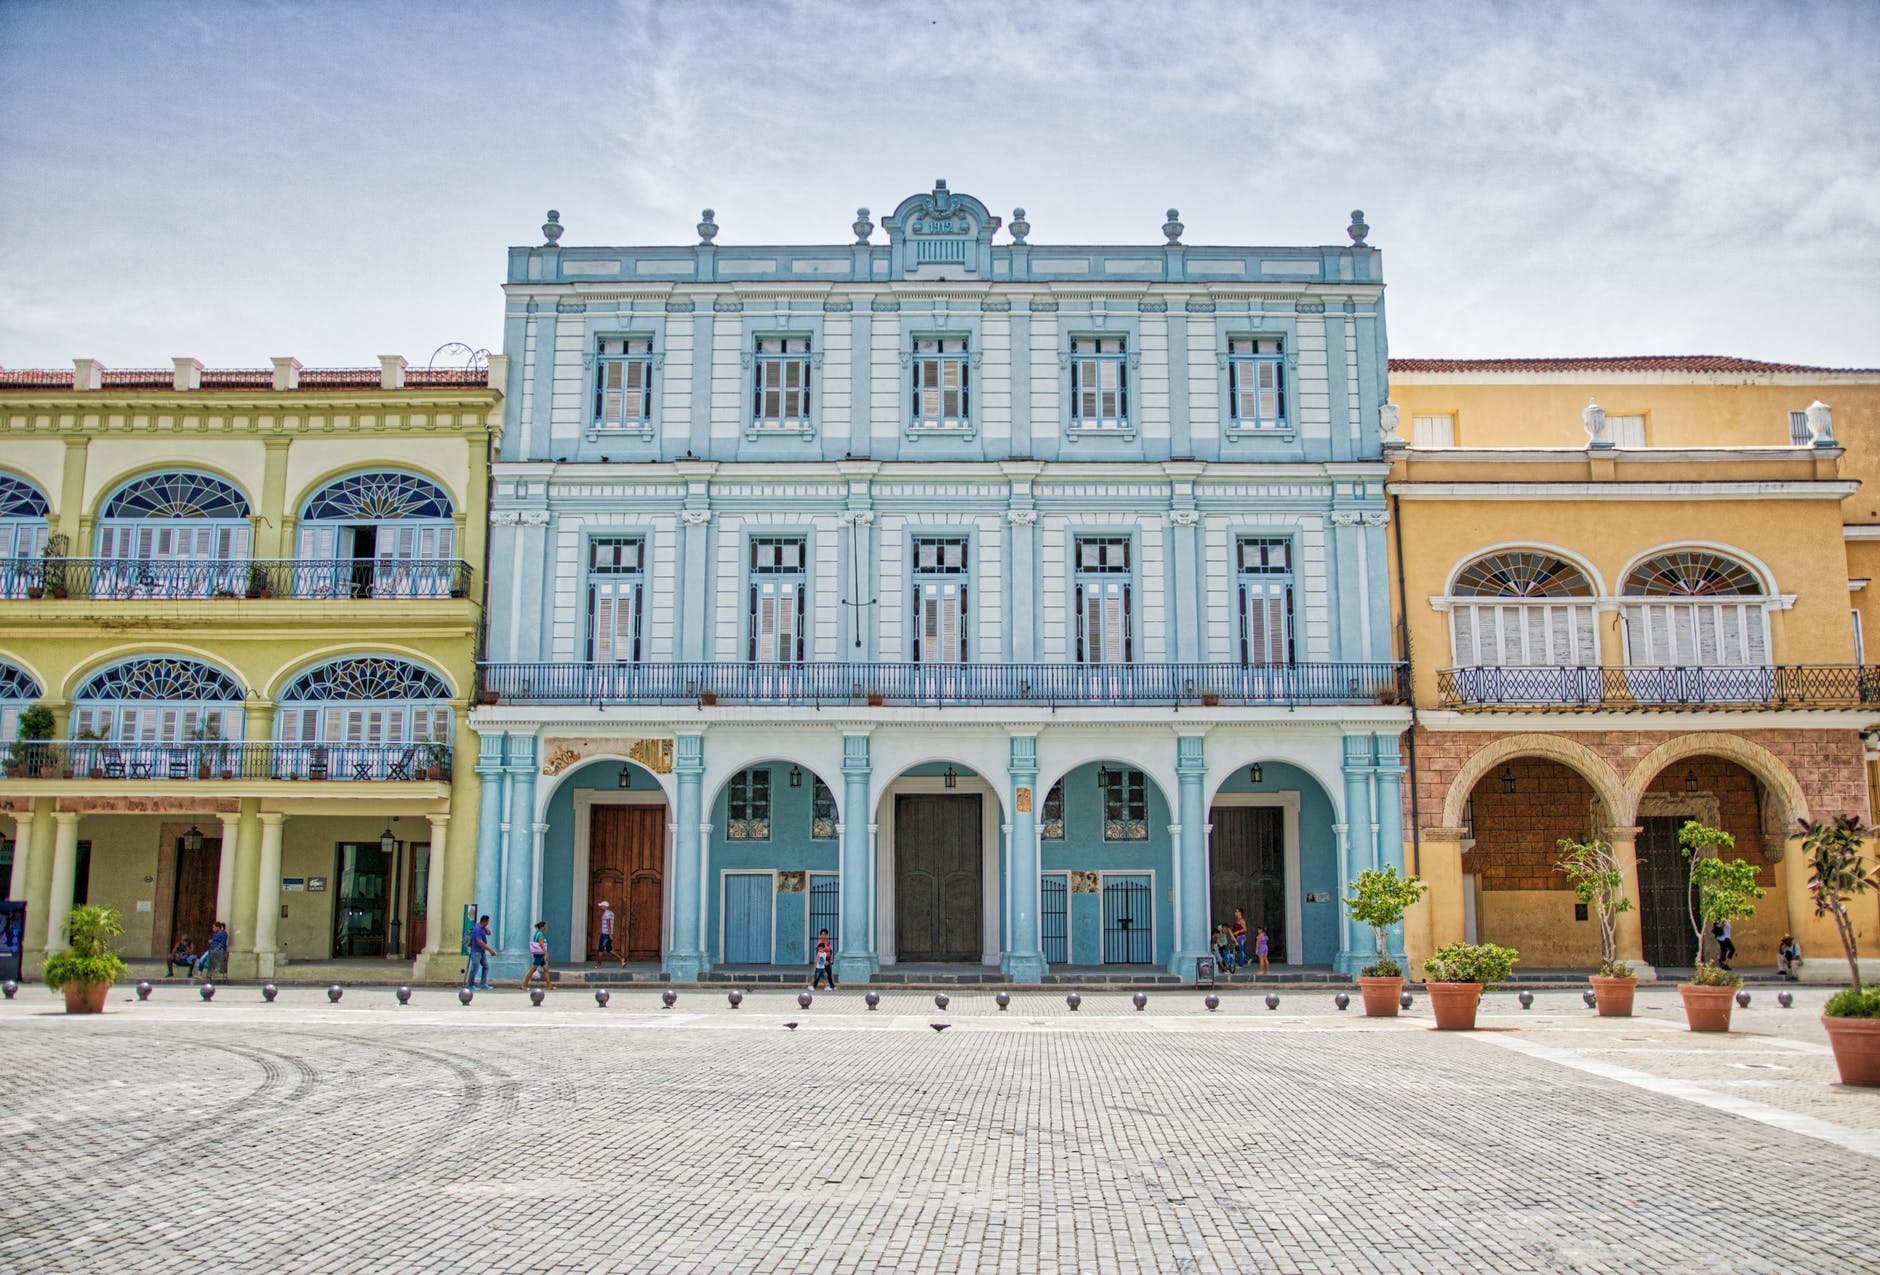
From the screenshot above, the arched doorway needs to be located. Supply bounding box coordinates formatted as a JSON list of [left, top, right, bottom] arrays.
[[1209, 761, 1340, 966], [540, 758, 670, 964], [1034, 761, 1173, 967], [706, 758, 841, 967], [877, 762, 1004, 966], [1460, 756, 1612, 967]]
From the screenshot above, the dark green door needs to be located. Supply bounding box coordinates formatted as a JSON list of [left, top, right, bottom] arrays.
[[1210, 806, 1285, 963], [1637, 816, 1695, 968], [895, 794, 981, 962]]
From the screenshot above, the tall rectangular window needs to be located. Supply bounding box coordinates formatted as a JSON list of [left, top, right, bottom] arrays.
[[1041, 782, 1065, 840], [752, 337, 812, 430], [1069, 337, 1128, 430], [1227, 338, 1286, 430], [1101, 768, 1148, 840], [749, 537, 807, 663], [811, 778, 836, 840], [1789, 410, 1813, 445], [911, 537, 969, 663], [586, 537, 644, 662], [911, 338, 970, 430], [594, 338, 654, 431], [727, 769, 771, 840], [1237, 538, 1295, 666], [1074, 537, 1132, 664]]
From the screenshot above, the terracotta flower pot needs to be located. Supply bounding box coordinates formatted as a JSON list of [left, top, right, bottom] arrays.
[[1427, 981, 1484, 1030], [1822, 1014, 1880, 1086], [1591, 975, 1637, 1018], [1678, 983, 1736, 1032], [62, 982, 109, 1014], [1358, 975, 1403, 1017]]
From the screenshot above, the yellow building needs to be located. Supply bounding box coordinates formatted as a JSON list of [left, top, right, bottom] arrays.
[[0, 355, 503, 981], [1386, 356, 1880, 981]]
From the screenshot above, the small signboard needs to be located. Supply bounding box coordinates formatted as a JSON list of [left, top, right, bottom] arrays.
[[282, 878, 306, 892], [307, 877, 328, 893]]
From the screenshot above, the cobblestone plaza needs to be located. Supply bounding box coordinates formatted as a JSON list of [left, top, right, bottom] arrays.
[[0, 986, 1874, 1273]]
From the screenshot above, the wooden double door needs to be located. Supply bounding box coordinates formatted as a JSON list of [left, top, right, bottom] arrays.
[[896, 794, 982, 962], [589, 804, 665, 961], [1210, 806, 1286, 963]]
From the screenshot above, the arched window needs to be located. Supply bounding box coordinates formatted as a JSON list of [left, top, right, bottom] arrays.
[[1448, 551, 1598, 671], [0, 659, 42, 742], [0, 474, 50, 599], [277, 656, 453, 747], [95, 471, 251, 598], [1621, 550, 1768, 668], [72, 657, 245, 743], [297, 471, 456, 598]]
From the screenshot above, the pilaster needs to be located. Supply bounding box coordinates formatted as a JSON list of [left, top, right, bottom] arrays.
[[494, 734, 537, 975], [1003, 734, 1045, 982], [1169, 734, 1211, 976], [1372, 733, 1407, 967], [43, 812, 80, 954], [472, 731, 507, 965], [667, 734, 708, 980], [834, 732, 877, 981], [1334, 734, 1377, 975], [253, 812, 286, 977]]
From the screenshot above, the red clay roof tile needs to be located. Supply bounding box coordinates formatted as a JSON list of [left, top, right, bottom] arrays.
[[1389, 355, 1880, 374]]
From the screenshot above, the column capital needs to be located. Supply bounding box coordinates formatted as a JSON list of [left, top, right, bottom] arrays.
[[675, 734, 706, 776], [52, 810, 79, 826], [506, 733, 538, 771], [1605, 824, 1642, 842], [217, 811, 242, 828], [1421, 826, 1468, 844], [425, 812, 451, 831], [1175, 734, 1206, 774], [841, 733, 870, 773], [258, 811, 285, 827]]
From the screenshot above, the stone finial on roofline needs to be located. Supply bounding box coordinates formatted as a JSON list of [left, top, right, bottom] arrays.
[[1162, 209, 1183, 245], [1583, 397, 1611, 449], [852, 207, 873, 244], [72, 358, 104, 390], [541, 210, 564, 247], [697, 209, 718, 245], [1009, 208, 1030, 244], [271, 357, 302, 391], [1807, 400, 1835, 448], [1348, 210, 1370, 246], [172, 358, 203, 391]]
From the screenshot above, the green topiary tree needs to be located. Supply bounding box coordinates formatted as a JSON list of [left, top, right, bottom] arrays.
[[1556, 836, 1634, 978], [1796, 814, 1880, 994], [42, 904, 128, 993], [1344, 866, 1426, 978], [1677, 819, 1765, 982]]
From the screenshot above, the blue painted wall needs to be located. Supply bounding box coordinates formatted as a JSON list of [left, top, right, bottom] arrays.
[[706, 763, 840, 965], [1038, 762, 1174, 965]]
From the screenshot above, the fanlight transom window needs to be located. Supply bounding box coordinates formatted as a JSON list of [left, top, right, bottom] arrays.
[[303, 472, 453, 521], [72, 657, 245, 742], [1623, 551, 1763, 597], [77, 658, 244, 703], [281, 657, 452, 703], [0, 474, 50, 520], [0, 660, 40, 702], [1454, 553, 1593, 598], [102, 472, 249, 519], [277, 657, 452, 746]]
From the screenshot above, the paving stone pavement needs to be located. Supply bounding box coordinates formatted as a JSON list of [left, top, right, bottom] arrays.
[[0, 984, 1874, 1274]]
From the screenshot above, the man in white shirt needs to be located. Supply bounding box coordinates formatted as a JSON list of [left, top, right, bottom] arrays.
[[596, 900, 626, 966]]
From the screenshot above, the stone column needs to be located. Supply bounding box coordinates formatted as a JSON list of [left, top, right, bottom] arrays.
[[834, 733, 875, 982], [8, 809, 37, 903], [42, 812, 80, 954], [1004, 734, 1046, 981], [226, 802, 262, 977], [472, 732, 506, 951], [1373, 733, 1408, 968], [496, 734, 537, 976], [1336, 734, 1377, 975], [1418, 827, 1468, 956], [215, 812, 242, 927], [253, 813, 285, 977], [666, 734, 707, 981], [1606, 825, 1648, 972], [422, 813, 451, 958], [1170, 735, 1211, 976]]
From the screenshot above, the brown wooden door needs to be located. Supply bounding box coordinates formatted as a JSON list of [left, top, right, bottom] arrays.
[[171, 837, 222, 954], [896, 794, 981, 962], [591, 805, 665, 961], [1211, 807, 1285, 962], [405, 843, 430, 958], [1637, 815, 1694, 968]]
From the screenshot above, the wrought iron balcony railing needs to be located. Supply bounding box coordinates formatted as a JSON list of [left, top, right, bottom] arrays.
[[0, 557, 472, 601], [476, 661, 1410, 708], [1, 741, 451, 782], [1437, 665, 1880, 710]]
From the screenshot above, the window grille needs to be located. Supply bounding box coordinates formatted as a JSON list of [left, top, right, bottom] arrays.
[[1041, 782, 1065, 840], [1101, 768, 1148, 840], [727, 768, 771, 840], [811, 778, 836, 840]]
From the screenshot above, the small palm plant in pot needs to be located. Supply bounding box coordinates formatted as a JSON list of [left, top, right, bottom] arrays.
[[42, 904, 128, 1014], [1556, 836, 1637, 1016], [1675, 819, 1765, 1032], [1420, 941, 1519, 1030], [1344, 866, 1426, 1017], [1796, 814, 1880, 1085]]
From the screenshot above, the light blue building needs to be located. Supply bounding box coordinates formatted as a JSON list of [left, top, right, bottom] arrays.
[[471, 184, 1408, 983]]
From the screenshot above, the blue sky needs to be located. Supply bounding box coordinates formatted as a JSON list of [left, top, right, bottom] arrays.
[[1, 0, 1875, 369]]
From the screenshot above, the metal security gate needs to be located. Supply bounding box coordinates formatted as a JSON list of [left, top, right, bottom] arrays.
[[1101, 874, 1153, 964], [1041, 872, 1068, 964], [1637, 816, 1696, 968], [808, 874, 839, 953], [723, 873, 774, 964]]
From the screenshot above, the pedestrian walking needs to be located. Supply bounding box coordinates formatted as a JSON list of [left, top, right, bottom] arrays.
[[1713, 920, 1737, 970], [1232, 909, 1250, 967], [596, 900, 626, 966], [811, 928, 837, 989], [466, 913, 493, 990], [522, 920, 554, 991], [1255, 926, 1271, 975]]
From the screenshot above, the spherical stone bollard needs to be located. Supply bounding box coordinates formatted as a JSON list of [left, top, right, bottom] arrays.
[[1778, 990, 1794, 1008], [1334, 992, 1350, 1011], [865, 990, 881, 1011], [594, 988, 611, 1007], [1400, 992, 1413, 1010], [728, 989, 744, 1009], [395, 985, 411, 1006], [200, 982, 215, 1001], [135, 981, 153, 1002], [262, 984, 279, 1003], [994, 990, 1009, 1011], [1518, 989, 1534, 1010], [1264, 993, 1280, 1011], [1132, 991, 1148, 1011], [798, 990, 813, 1010], [1203, 994, 1220, 1012], [327, 985, 344, 1004], [1, 979, 16, 1000], [1065, 993, 1082, 1011], [1735, 991, 1751, 1009], [458, 988, 474, 1006], [529, 987, 547, 1007], [933, 992, 950, 1011], [1582, 989, 1597, 1009], [661, 989, 678, 1009]]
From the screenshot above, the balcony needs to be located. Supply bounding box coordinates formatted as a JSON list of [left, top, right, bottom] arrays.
[[1437, 665, 1880, 711], [1, 741, 451, 782], [475, 661, 1410, 708], [0, 557, 473, 601]]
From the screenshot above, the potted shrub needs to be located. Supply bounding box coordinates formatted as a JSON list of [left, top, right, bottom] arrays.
[[1344, 866, 1427, 1016], [42, 903, 128, 1013], [188, 719, 227, 779], [245, 563, 272, 599], [1674, 820, 1765, 1032], [40, 532, 69, 599], [1556, 836, 1638, 1016], [1421, 941, 1519, 1030], [422, 741, 449, 781], [1797, 814, 1880, 1085], [13, 702, 56, 777], [75, 727, 107, 779]]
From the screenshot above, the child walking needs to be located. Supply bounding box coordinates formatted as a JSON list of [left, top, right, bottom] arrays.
[[812, 928, 837, 989], [522, 920, 554, 991], [1255, 926, 1271, 975]]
